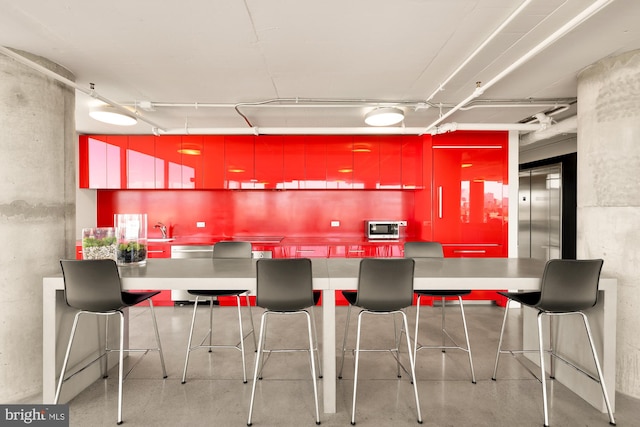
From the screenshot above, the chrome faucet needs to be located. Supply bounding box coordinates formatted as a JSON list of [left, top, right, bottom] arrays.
[[154, 222, 168, 238]]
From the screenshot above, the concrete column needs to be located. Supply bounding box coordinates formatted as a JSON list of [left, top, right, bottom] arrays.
[[0, 49, 76, 402], [577, 49, 640, 399]]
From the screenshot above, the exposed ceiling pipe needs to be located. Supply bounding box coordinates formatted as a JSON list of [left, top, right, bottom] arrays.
[[154, 122, 542, 136], [0, 46, 166, 132], [424, 0, 534, 103], [459, 102, 572, 113], [422, 0, 615, 135], [233, 98, 430, 128], [519, 116, 577, 146], [431, 122, 540, 134]]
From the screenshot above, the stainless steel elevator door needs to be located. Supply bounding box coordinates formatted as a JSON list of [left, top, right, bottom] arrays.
[[519, 164, 562, 260]]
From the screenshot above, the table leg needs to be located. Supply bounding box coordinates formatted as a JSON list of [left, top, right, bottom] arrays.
[[322, 289, 336, 413]]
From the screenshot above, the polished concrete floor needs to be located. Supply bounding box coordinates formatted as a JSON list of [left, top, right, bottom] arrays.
[[64, 301, 638, 426]]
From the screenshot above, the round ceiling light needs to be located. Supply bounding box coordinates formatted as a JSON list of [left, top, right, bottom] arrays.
[[364, 107, 404, 126], [89, 105, 138, 126]]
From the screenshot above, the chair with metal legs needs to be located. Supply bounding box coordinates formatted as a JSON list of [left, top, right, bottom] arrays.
[[256, 290, 323, 380], [55, 259, 167, 425], [247, 258, 321, 426], [182, 241, 256, 384], [404, 241, 475, 383], [492, 259, 616, 427], [338, 258, 422, 425]]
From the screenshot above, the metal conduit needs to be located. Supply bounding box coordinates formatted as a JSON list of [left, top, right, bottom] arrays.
[[422, 0, 616, 135], [0, 46, 166, 132]]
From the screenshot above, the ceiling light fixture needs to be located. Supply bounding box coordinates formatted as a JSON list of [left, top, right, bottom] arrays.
[[364, 107, 404, 126], [89, 105, 138, 126]]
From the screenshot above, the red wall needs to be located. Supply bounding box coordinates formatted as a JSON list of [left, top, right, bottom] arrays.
[[97, 189, 419, 239]]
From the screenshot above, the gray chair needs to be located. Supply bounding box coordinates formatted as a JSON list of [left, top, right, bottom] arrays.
[[257, 289, 323, 380], [247, 258, 320, 426], [339, 258, 422, 425], [404, 241, 476, 383], [492, 259, 615, 427], [55, 259, 167, 425], [182, 241, 256, 384]]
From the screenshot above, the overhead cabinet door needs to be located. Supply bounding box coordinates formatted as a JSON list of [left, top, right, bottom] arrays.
[[432, 143, 507, 257]]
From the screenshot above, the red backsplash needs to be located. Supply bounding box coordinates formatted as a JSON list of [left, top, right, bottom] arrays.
[[97, 189, 428, 239]]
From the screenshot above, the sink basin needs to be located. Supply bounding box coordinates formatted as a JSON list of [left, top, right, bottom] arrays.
[[148, 238, 175, 243]]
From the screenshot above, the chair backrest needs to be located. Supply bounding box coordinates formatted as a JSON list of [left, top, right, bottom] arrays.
[[59, 259, 124, 312], [538, 259, 604, 312], [213, 241, 252, 259], [404, 241, 444, 259], [256, 258, 314, 311], [355, 258, 415, 311]]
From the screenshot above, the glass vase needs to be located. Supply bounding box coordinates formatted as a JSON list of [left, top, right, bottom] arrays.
[[82, 227, 117, 260], [115, 213, 148, 266]]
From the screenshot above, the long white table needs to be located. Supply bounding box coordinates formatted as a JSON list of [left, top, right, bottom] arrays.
[[43, 258, 617, 413]]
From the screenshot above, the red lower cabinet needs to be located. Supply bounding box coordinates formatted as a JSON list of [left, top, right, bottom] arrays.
[[146, 244, 173, 306]]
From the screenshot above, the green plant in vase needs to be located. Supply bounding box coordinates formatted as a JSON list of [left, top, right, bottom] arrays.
[[82, 230, 117, 260], [117, 241, 147, 264]]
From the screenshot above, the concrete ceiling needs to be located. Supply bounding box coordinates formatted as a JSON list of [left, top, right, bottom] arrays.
[[1, 0, 640, 136]]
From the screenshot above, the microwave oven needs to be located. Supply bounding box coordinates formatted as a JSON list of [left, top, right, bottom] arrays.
[[365, 220, 405, 240]]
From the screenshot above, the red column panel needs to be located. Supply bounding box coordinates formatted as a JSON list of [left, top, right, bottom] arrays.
[[78, 135, 90, 188]]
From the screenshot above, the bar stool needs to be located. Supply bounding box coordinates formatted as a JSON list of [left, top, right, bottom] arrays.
[[247, 258, 321, 426], [339, 258, 422, 425], [256, 290, 323, 380], [55, 259, 167, 425], [492, 259, 615, 427], [404, 241, 476, 384], [181, 241, 256, 384]]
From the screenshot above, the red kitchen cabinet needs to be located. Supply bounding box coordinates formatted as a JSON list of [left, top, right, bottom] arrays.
[[304, 136, 326, 189], [280, 245, 329, 258], [145, 244, 173, 305], [147, 244, 170, 258], [441, 244, 505, 258], [127, 135, 157, 188], [79, 135, 125, 189], [283, 136, 305, 189], [326, 136, 353, 189], [432, 132, 507, 250], [401, 136, 423, 189], [225, 135, 255, 189], [431, 131, 509, 306], [155, 135, 186, 188], [201, 135, 225, 189], [353, 136, 380, 189], [254, 135, 284, 189], [180, 135, 203, 189], [379, 136, 402, 189]]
